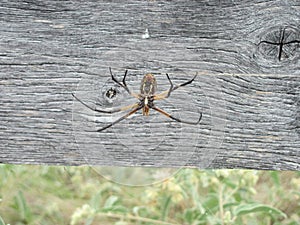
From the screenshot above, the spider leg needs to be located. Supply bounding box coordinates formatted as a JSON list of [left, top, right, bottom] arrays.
[[97, 106, 142, 132], [151, 106, 202, 125], [171, 73, 198, 92], [154, 72, 198, 100], [72, 93, 139, 113], [109, 67, 139, 98]]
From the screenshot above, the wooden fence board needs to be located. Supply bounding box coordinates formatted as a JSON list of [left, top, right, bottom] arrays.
[[0, 0, 299, 169]]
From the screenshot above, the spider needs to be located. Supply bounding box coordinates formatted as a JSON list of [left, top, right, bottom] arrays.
[[72, 67, 202, 132]]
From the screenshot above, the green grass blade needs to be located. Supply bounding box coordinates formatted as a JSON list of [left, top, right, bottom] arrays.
[[234, 203, 287, 218]]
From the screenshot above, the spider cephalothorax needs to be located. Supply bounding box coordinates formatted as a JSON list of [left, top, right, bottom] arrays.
[[140, 73, 157, 95], [72, 68, 202, 131]]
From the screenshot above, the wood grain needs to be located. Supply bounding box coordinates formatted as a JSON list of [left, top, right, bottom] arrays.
[[0, 0, 299, 170]]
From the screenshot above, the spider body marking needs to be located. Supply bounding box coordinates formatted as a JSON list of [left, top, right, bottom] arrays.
[[72, 67, 202, 132]]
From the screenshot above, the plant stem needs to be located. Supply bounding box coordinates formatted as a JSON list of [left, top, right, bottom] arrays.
[[96, 212, 180, 225], [219, 184, 224, 225]]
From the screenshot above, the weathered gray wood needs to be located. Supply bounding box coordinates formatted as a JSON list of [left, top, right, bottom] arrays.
[[0, 0, 299, 170]]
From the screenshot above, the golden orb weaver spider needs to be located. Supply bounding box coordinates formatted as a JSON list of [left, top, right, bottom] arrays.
[[72, 67, 202, 132]]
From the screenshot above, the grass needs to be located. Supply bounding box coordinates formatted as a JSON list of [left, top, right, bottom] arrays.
[[0, 165, 299, 225]]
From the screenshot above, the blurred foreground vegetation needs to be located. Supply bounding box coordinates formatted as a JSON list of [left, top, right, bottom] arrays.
[[0, 165, 299, 225]]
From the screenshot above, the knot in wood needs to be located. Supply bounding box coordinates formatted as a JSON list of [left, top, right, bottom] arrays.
[[105, 87, 117, 99], [101, 85, 121, 105], [257, 26, 300, 62]]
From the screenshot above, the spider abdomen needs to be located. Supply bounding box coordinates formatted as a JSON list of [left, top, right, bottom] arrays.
[[142, 96, 154, 116], [140, 73, 157, 95]]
